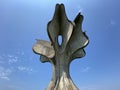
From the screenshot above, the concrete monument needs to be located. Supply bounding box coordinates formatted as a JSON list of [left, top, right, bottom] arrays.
[[32, 4, 89, 90]]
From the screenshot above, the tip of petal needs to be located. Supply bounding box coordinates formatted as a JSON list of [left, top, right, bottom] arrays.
[[74, 13, 83, 24], [53, 3, 68, 21]]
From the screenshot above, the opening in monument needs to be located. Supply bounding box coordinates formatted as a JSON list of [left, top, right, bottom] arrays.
[[58, 35, 62, 46]]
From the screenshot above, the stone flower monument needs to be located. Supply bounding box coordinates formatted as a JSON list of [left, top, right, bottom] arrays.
[[32, 4, 89, 90]]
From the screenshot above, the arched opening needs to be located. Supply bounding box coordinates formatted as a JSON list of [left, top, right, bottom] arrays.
[[58, 35, 62, 46]]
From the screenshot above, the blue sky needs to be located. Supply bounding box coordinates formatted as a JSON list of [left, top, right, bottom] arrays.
[[0, 0, 120, 90]]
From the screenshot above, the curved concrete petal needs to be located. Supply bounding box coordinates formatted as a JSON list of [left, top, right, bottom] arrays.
[[32, 40, 55, 58]]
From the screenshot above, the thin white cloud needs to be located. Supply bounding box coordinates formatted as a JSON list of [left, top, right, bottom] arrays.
[[0, 51, 34, 81], [18, 66, 33, 72], [0, 76, 10, 80], [16, 50, 25, 56], [8, 56, 18, 64], [0, 54, 18, 64], [7, 55, 13, 58], [77, 5, 83, 13], [81, 67, 91, 72], [0, 66, 12, 80]]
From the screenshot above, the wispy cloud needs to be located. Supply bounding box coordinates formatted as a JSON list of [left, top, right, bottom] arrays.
[[77, 5, 83, 13], [0, 50, 34, 81], [0, 66, 12, 80], [0, 50, 26, 65], [8, 55, 18, 64], [0, 54, 19, 64], [18, 66, 33, 72], [16, 49, 25, 56], [0, 76, 10, 80], [81, 66, 91, 72]]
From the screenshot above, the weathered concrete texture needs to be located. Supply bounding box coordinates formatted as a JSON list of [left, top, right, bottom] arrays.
[[32, 4, 89, 90]]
